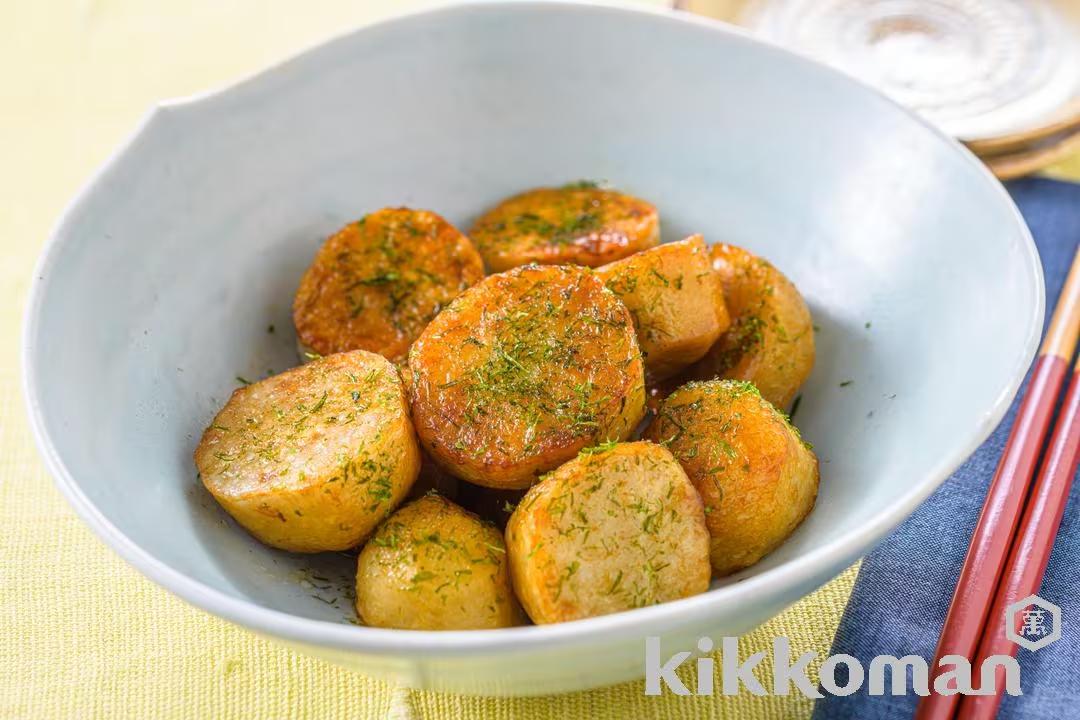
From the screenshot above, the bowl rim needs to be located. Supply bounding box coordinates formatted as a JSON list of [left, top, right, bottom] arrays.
[[22, 0, 1045, 657]]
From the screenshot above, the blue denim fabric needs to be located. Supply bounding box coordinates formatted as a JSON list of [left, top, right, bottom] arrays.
[[813, 178, 1080, 720]]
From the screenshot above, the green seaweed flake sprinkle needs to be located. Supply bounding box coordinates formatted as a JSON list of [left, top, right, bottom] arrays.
[[561, 179, 603, 190], [605, 570, 624, 596], [578, 439, 619, 457], [357, 270, 400, 287]]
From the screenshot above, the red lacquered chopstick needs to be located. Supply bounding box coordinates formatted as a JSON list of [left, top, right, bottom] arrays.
[[916, 246, 1080, 720], [956, 349, 1080, 719]]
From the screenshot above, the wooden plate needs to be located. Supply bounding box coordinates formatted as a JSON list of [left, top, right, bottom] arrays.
[[979, 126, 1080, 180]]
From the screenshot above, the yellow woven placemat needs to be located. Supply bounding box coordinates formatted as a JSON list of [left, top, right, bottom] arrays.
[[5, 2, 1073, 718]]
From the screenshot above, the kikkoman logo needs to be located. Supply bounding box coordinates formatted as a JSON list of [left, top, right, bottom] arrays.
[[644, 595, 1061, 698], [1006, 594, 1061, 651]]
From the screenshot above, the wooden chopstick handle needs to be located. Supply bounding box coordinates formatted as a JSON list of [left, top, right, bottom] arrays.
[[1041, 250, 1080, 360], [956, 361, 1080, 719]]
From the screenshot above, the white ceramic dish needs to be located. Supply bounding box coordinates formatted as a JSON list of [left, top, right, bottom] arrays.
[[23, 0, 1043, 696]]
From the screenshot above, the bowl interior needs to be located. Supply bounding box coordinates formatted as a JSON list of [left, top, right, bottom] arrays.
[[27, 3, 1040, 630]]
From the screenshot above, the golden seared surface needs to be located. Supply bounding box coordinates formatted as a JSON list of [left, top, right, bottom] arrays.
[[506, 441, 711, 624], [355, 494, 524, 630], [195, 351, 420, 553], [408, 265, 646, 489], [469, 184, 660, 272], [644, 380, 818, 577], [598, 235, 730, 382], [686, 244, 814, 410], [293, 208, 484, 363]]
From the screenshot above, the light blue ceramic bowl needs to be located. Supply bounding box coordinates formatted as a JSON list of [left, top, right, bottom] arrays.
[[23, 0, 1043, 695]]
